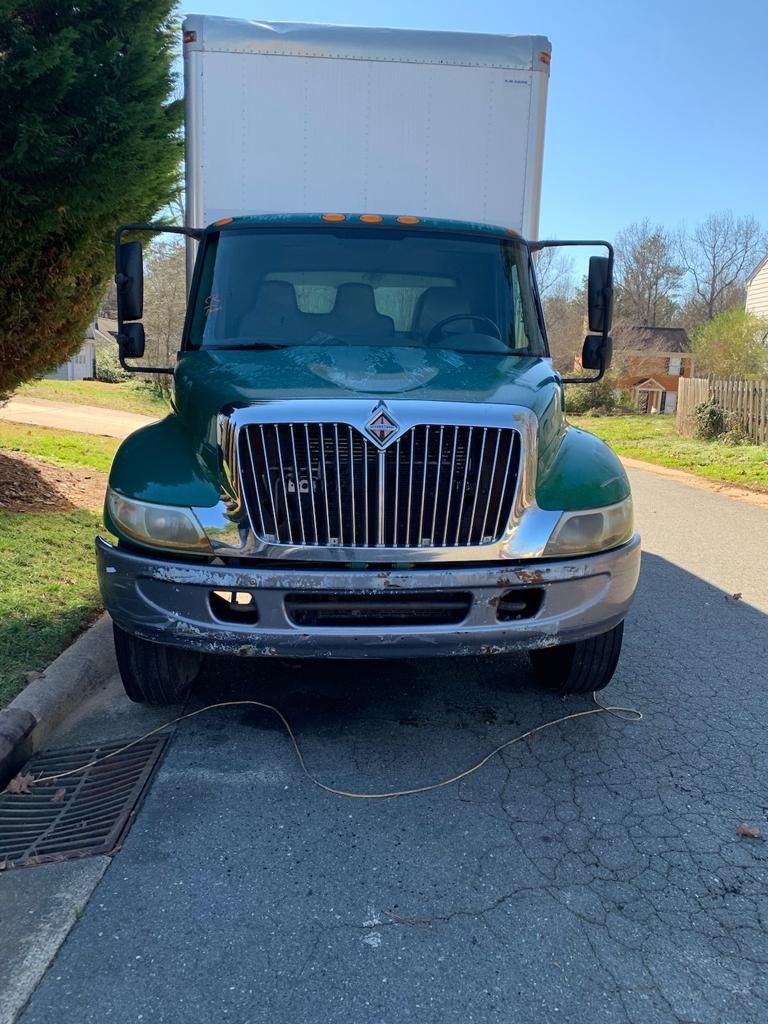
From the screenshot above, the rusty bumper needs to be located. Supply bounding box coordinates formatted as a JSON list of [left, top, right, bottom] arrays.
[[96, 534, 641, 658]]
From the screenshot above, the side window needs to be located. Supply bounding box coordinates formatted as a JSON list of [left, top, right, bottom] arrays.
[[504, 262, 526, 349]]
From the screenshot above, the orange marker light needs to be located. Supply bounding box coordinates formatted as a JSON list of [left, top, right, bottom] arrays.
[[359, 214, 384, 223], [322, 213, 346, 222], [213, 217, 233, 226], [540, 51, 551, 65], [396, 216, 420, 225], [505, 227, 520, 236]]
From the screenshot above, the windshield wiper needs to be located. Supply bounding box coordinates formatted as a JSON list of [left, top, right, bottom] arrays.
[[205, 341, 288, 351]]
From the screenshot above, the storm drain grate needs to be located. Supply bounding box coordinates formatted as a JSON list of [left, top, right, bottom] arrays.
[[0, 735, 167, 868]]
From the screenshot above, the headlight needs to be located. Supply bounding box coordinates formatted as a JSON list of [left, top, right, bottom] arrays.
[[107, 490, 211, 552], [543, 497, 633, 557]]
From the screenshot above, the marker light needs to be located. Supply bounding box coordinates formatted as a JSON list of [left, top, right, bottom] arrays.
[[396, 216, 420, 225], [359, 214, 384, 223], [322, 213, 346, 222]]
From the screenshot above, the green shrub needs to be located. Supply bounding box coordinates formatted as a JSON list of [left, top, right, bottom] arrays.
[[692, 398, 726, 440], [137, 376, 174, 403], [565, 376, 618, 416], [0, 2, 182, 398], [94, 344, 129, 383]]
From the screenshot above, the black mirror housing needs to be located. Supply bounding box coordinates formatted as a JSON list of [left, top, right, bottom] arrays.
[[581, 334, 613, 372], [587, 256, 613, 333], [117, 241, 144, 321], [119, 322, 145, 360]]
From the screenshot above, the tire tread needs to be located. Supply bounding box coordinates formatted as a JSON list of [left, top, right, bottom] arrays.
[[529, 622, 624, 695]]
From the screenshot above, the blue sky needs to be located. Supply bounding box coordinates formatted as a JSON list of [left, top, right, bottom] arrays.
[[184, 0, 768, 242]]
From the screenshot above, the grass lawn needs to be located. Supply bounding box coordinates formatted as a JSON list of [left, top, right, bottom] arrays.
[[0, 510, 103, 706], [572, 414, 768, 492], [0, 423, 119, 705], [17, 378, 168, 417], [0, 421, 120, 474]]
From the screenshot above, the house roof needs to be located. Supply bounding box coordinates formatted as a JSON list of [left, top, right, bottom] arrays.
[[746, 254, 768, 288], [613, 324, 691, 353]]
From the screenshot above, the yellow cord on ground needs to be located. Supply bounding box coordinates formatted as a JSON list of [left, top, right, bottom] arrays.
[[24, 694, 642, 799]]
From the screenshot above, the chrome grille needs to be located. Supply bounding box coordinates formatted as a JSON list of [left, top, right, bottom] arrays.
[[237, 423, 521, 548]]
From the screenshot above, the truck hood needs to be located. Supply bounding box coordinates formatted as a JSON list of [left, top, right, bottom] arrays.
[[111, 345, 630, 515], [174, 345, 562, 427]]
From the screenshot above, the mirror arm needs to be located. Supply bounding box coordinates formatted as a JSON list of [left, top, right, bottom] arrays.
[[559, 363, 607, 386], [116, 349, 175, 376], [115, 223, 202, 376]]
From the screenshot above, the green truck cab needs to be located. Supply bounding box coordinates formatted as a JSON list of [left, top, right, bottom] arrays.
[[99, 214, 640, 704]]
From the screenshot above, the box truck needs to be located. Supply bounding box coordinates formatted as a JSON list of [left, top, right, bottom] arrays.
[[100, 16, 640, 704]]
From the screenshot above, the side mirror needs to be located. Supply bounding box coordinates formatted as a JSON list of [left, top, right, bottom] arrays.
[[581, 334, 613, 372], [587, 256, 613, 333], [116, 240, 144, 321], [113, 222, 202, 376], [118, 322, 145, 360]]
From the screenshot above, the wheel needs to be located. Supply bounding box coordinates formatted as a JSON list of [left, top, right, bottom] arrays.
[[528, 622, 624, 695], [113, 624, 202, 705]]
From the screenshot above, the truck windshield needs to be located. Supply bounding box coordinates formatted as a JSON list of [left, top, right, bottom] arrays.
[[189, 227, 546, 357]]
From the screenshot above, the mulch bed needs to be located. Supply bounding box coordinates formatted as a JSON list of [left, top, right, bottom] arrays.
[[0, 452, 105, 513]]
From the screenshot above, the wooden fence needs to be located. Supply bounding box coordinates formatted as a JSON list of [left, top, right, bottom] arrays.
[[677, 376, 768, 444], [676, 377, 709, 436]]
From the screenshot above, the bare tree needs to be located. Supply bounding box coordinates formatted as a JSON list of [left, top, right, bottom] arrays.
[[533, 245, 574, 299], [141, 240, 188, 389], [543, 291, 586, 373], [679, 211, 766, 322], [614, 220, 684, 326], [533, 245, 584, 372]]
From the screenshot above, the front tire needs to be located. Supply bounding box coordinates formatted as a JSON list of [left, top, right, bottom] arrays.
[[528, 622, 624, 695], [113, 624, 202, 705]]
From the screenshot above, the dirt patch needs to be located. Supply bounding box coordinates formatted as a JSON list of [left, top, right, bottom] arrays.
[[620, 456, 768, 509], [0, 452, 106, 512]]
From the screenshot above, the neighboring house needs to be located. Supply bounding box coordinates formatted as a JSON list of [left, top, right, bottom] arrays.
[[612, 325, 694, 414], [745, 255, 768, 318], [44, 319, 114, 381]]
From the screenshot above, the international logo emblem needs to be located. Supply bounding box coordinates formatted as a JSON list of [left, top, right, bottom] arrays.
[[365, 405, 399, 447]]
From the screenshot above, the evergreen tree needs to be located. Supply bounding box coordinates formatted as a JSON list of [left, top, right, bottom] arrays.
[[0, 1, 182, 396]]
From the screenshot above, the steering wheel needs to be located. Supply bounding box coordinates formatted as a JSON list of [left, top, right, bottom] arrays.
[[425, 313, 502, 346]]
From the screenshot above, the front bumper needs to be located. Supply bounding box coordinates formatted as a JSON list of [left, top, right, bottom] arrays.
[[96, 534, 641, 659]]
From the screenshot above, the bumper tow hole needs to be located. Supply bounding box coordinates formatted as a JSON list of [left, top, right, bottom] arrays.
[[210, 590, 259, 624]]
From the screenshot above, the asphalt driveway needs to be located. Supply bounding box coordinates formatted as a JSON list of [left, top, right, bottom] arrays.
[[9, 467, 768, 1024]]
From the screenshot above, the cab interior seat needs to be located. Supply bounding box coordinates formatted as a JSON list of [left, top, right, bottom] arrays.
[[413, 285, 477, 338], [238, 280, 311, 342], [324, 283, 395, 341]]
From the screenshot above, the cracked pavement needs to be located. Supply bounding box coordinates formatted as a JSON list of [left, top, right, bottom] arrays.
[[10, 466, 768, 1024]]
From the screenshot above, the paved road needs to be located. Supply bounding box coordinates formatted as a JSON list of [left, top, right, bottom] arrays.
[[9, 467, 768, 1024], [0, 398, 156, 438]]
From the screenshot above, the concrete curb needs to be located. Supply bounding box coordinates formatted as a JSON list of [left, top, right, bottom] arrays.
[[0, 614, 116, 788]]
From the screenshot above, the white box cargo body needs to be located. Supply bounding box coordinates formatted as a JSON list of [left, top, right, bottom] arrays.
[[182, 16, 551, 238]]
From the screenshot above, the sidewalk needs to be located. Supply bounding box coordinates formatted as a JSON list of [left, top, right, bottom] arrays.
[[0, 398, 157, 439]]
